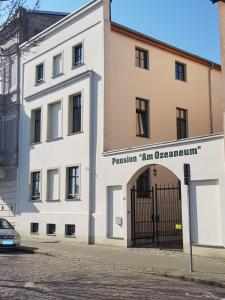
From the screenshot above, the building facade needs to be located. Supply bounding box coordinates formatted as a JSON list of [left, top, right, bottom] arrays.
[[16, 0, 225, 257], [0, 8, 68, 224]]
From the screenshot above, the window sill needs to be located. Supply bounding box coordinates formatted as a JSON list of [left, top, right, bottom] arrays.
[[29, 199, 42, 203], [175, 78, 187, 83], [107, 236, 124, 240], [46, 234, 56, 236], [136, 135, 150, 139], [65, 198, 81, 202], [30, 232, 39, 235], [46, 137, 63, 143], [65, 235, 76, 238], [34, 81, 45, 87], [52, 73, 64, 79], [67, 131, 83, 137], [135, 66, 150, 71], [46, 199, 61, 202], [71, 63, 85, 70], [31, 141, 42, 146]]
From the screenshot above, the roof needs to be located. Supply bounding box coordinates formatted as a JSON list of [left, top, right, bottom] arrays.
[[28, 10, 69, 16], [211, 0, 225, 3], [111, 22, 221, 71]]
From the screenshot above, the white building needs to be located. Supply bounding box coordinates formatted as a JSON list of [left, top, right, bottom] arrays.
[[17, 0, 225, 258]]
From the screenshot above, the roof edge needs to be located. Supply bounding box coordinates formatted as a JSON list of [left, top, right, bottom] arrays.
[[111, 22, 221, 71]]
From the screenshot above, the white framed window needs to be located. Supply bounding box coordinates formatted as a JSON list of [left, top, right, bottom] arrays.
[[72, 43, 83, 68], [47, 101, 62, 141], [53, 53, 63, 77], [30, 171, 41, 201], [46, 223, 56, 235], [31, 108, 41, 144], [47, 169, 60, 201], [66, 166, 80, 200], [68, 93, 82, 134], [35, 63, 44, 84]]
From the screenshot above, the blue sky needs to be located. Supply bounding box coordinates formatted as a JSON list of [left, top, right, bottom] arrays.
[[29, 0, 221, 63]]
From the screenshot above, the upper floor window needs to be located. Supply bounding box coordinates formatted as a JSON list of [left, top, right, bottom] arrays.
[[53, 53, 63, 77], [67, 166, 80, 199], [31, 171, 41, 201], [47, 169, 59, 201], [69, 94, 82, 134], [36, 63, 44, 84], [135, 47, 149, 69], [47, 101, 62, 141], [31, 108, 41, 144], [175, 62, 186, 81], [136, 98, 149, 138], [176, 108, 188, 139], [72, 44, 83, 68]]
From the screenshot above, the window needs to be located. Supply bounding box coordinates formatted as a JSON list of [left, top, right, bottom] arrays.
[[35, 63, 44, 84], [30, 223, 39, 234], [31, 171, 41, 201], [47, 169, 59, 201], [47, 101, 62, 140], [136, 98, 149, 138], [135, 48, 148, 69], [53, 53, 63, 77], [67, 166, 80, 199], [31, 108, 41, 143], [137, 169, 150, 198], [177, 108, 188, 139], [175, 62, 186, 81], [69, 94, 82, 134], [47, 224, 56, 235], [65, 224, 75, 237], [72, 44, 83, 68]]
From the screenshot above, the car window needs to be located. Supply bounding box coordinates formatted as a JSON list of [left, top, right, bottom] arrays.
[[0, 219, 13, 229]]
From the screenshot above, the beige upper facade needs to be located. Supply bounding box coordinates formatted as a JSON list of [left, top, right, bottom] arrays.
[[104, 21, 223, 151]]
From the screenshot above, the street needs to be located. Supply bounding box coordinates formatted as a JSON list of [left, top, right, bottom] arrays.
[[1, 250, 225, 300]]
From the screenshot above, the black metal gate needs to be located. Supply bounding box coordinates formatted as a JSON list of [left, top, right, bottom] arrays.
[[131, 183, 183, 249]]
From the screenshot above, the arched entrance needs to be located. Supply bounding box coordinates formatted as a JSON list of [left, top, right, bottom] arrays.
[[129, 164, 183, 249]]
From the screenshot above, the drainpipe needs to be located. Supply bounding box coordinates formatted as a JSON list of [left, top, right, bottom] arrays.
[[88, 70, 94, 244], [208, 63, 214, 134], [109, 0, 112, 22]]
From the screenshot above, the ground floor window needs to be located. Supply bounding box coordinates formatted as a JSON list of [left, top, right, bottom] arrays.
[[65, 224, 75, 237], [30, 223, 39, 234], [47, 223, 56, 235]]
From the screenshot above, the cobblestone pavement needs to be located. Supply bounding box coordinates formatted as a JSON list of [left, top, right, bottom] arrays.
[[1, 251, 225, 300]]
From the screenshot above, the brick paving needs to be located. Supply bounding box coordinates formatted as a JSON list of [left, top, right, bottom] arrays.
[[1, 251, 225, 299]]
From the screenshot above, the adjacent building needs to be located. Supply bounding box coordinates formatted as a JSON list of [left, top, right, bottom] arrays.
[[0, 8, 68, 224], [15, 0, 225, 257]]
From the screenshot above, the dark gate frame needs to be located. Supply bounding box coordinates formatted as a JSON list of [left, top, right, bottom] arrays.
[[131, 183, 183, 249]]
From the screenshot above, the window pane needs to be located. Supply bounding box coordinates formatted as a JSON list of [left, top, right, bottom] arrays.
[[136, 48, 148, 69], [72, 95, 81, 133], [31, 172, 40, 200], [67, 166, 79, 199], [36, 64, 44, 83], [176, 108, 187, 139], [53, 54, 62, 76], [48, 102, 61, 140], [136, 99, 148, 137], [73, 44, 83, 67], [47, 169, 59, 200], [34, 109, 41, 143]]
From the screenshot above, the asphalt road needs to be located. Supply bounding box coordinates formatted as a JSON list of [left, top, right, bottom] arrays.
[[1, 250, 225, 300]]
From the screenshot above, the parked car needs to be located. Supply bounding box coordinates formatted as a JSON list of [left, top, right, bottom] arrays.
[[0, 218, 21, 249]]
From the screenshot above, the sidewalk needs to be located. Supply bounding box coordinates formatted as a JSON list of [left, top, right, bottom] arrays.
[[21, 238, 225, 288]]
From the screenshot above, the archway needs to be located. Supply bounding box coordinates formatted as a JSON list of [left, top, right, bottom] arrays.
[[128, 164, 183, 249]]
